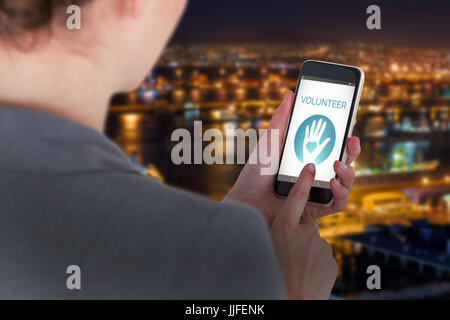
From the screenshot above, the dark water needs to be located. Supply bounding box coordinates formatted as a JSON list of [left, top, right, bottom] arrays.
[[105, 112, 270, 199]]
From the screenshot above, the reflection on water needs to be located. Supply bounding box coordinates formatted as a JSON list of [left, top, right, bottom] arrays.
[[106, 112, 263, 199]]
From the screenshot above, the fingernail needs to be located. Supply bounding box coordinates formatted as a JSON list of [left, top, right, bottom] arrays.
[[306, 163, 315, 174], [333, 178, 341, 187], [340, 162, 347, 170], [282, 91, 290, 103]]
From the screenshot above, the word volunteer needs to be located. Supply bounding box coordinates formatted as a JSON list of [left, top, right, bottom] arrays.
[[301, 96, 348, 110]]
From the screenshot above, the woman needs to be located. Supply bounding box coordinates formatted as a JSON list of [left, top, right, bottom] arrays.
[[0, 0, 360, 299]]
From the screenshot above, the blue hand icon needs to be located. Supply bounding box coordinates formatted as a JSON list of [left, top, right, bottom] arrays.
[[294, 115, 336, 165], [302, 118, 331, 164]]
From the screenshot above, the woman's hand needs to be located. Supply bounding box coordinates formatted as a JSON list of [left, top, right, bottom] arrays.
[[270, 163, 338, 299], [225, 90, 361, 226]]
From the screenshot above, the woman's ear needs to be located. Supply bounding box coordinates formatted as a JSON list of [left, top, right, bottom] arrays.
[[117, 0, 146, 18], [131, 0, 146, 17]]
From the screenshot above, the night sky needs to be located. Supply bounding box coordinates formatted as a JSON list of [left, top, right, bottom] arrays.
[[171, 0, 450, 48]]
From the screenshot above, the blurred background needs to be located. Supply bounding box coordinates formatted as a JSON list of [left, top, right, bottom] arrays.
[[105, 0, 450, 299]]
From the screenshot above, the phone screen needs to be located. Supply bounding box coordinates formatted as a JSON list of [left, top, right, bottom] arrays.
[[277, 76, 356, 186]]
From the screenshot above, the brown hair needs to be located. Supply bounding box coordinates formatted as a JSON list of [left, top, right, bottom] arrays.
[[0, 0, 91, 38]]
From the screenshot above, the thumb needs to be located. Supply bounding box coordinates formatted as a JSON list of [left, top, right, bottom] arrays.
[[248, 90, 294, 167], [320, 137, 331, 148], [316, 138, 331, 155], [275, 163, 316, 227], [266, 90, 294, 153], [268, 90, 294, 132]]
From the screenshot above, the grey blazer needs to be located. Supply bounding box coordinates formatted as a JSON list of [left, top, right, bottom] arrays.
[[0, 106, 284, 299]]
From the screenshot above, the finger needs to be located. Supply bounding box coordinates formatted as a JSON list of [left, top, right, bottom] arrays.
[[317, 120, 326, 138], [310, 120, 316, 138], [276, 163, 316, 226], [321, 240, 335, 261], [315, 119, 323, 137], [300, 213, 319, 229], [310, 206, 334, 219], [305, 125, 310, 140], [268, 90, 294, 131], [345, 136, 361, 166], [319, 137, 330, 148], [329, 178, 349, 212], [267, 90, 295, 153], [333, 160, 355, 189]]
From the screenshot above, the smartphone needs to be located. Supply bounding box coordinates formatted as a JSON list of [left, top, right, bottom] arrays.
[[274, 60, 364, 206]]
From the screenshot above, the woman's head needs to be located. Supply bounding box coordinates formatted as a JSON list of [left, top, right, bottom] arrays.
[[0, 0, 91, 38], [0, 0, 187, 130], [0, 0, 186, 95]]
